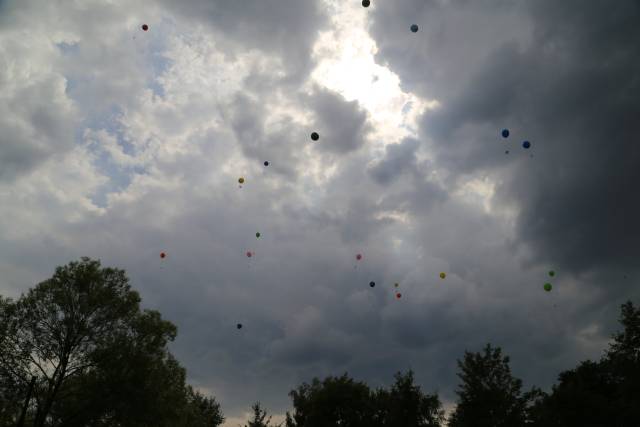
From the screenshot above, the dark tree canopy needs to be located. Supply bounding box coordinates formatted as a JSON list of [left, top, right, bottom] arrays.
[[285, 371, 444, 427], [286, 373, 376, 427], [529, 301, 640, 426], [449, 344, 531, 427], [0, 257, 224, 427], [244, 402, 281, 427], [373, 371, 444, 427]]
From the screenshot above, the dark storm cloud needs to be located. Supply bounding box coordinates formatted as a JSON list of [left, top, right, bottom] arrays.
[[373, 0, 640, 276], [505, 0, 640, 274], [364, 0, 640, 404], [368, 137, 420, 185]]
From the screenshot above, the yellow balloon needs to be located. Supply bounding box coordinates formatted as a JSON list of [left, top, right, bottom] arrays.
[[439, 272, 446, 279], [238, 177, 245, 184]]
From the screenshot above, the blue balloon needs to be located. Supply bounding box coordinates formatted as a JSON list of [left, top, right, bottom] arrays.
[[501, 129, 509, 138], [410, 24, 419, 33], [522, 140, 531, 149]]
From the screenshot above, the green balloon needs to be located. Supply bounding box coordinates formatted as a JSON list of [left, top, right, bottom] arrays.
[[548, 270, 555, 277], [256, 232, 261, 238], [544, 283, 552, 292]]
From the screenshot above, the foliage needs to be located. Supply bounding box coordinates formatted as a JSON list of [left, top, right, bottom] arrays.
[[285, 371, 444, 427], [373, 371, 444, 427], [244, 402, 281, 427], [528, 301, 640, 426], [286, 373, 376, 427], [448, 344, 532, 427], [0, 257, 224, 427]]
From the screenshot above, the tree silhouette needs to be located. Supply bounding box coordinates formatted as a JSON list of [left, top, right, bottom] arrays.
[[449, 344, 531, 427], [244, 402, 281, 427], [373, 371, 444, 426], [284, 371, 444, 427], [529, 301, 640, 426], [0, 257, 224, 427], [285, 373, 377, 427]]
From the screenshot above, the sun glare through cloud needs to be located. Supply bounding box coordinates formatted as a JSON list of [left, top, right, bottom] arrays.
[[1, 0, 639, 425]]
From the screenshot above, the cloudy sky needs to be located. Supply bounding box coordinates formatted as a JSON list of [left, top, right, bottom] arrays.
[[1, 0, 638, 424]]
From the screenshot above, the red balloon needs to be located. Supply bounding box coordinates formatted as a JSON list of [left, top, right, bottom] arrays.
[[246, 251, 252, 258], [356, 254, 362, 261], [160, 252, 166, 259], [396, 292, 402, 299], [142, 24, 149, 31]]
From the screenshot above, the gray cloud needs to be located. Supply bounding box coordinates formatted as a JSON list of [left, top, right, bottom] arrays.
[[368, 137, 420, 185], [2, 0, 640, 424], [157, 0, 328, 83], [303, 86, 372, 154]]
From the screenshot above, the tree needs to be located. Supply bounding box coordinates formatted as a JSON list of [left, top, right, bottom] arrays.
[[608, 301, 640, 362], [449, 344, 531, 427], [285, 373, 377, 427], [0, 257, 224, 427], [0, 295, 26, 426], [183, 386, 226, 427], [373, 371, 444, 427], [528, 360, 615, 427], [244, 402, 281, 427], [529, 301, 640, 426]]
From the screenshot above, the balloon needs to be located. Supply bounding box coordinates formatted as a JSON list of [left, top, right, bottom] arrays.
[[310, 132, 319, 141], [396, 292, 402, 299], [142, 24, 149, 31], [246, 251, 252, 258], [237, 323, 243, 329], [160, 252, 166, 259], [548, 270, 555, 277], [394, 282, 399, 288], [362, 0, 370, 7], [505, 150, 510, 154], [522, 141, 531, 149], [439, 272, 446, 279], [356, 253, 362, 261], [410, 24, 419, 33], [369, 281, 375, 288], [544, 283, 552, 292], [238, 177, 245, 184], [256, 232, 261, 238], [501, 129, 509, 138], [264, 161, 269, 166]]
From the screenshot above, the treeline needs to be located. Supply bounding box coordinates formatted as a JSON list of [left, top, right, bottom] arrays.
[[1, 258, 638, 426]]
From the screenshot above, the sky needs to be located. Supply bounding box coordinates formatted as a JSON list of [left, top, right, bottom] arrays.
[[1, 0, 639, 424]]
